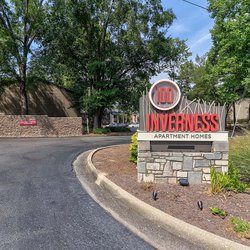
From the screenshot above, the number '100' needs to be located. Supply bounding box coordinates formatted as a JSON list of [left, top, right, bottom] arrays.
[[156, 87, 174, 104]]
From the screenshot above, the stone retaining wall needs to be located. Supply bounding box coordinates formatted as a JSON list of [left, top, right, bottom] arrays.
[[137, 140, 229, 184], [0, 114, 82, 137]]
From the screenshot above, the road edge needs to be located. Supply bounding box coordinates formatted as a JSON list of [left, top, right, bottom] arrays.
[[74, 146, 249, 250]]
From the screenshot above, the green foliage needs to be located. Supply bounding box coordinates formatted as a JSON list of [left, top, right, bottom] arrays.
[[183, 1, 250, 105], [108, 127, 130, 133], [231, 217, 250, 233], [177, 55, 212, 99], [0, 0, 49, 114], [229, 132, 250, 184], [129, 132, 138, 164], [210, 207, 228, 218], [93, 128, 111, 134], [210, 166, 247, 194], [206, 0, 250, 104], [227, 163, 248, 192], [210, 167, 231, 194], [39, 0, 190, 127], [93, 126, 130, 134]]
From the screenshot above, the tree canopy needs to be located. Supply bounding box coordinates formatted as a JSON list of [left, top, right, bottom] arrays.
[[0, 0, 190, 126], [36, 0, 189, 127], [0, 0, 48, 114], [206, 0, 250, 104]]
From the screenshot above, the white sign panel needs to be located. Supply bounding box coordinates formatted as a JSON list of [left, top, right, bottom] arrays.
[[137, 132, 228, 142]]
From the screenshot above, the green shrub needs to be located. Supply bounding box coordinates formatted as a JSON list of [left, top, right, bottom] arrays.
[[228, 163, 248, 192], [211, 207, 228, 218], [210, 167, 231, 194], [93, 128, 111, 134], [231, 217, 250, 233], [229, 132, 250, 184], [129, 132, 138, 164], [210, 166, 247, 194], [109, 127, 130, 132]]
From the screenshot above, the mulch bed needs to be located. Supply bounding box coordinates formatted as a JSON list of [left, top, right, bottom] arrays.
[[93, 144, 250, 247]]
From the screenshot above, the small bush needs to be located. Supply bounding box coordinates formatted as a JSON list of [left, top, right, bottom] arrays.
[[129, 132, 138, 164], [228, 163, 248, 192], [210, 166, 247, 194], [211, 207, 228, 218], [93, 128, 111, 134], [210, 167, 231, 194], [231, 217, 250, 233], [109, 127, 130, 133]]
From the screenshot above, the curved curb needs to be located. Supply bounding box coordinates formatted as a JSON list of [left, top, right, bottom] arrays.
[[75, 146, 249, 250]]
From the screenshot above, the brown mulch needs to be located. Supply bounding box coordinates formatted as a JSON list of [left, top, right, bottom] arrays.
[[93, 144, 250, 247]]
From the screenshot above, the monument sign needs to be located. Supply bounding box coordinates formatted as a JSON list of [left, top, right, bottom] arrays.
[[137, 79, 229, 184]]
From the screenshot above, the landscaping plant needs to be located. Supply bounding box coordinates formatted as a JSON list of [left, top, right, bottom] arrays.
[[211, 207, 228, 219], [129, 132, 138, 164], [210, 167, 231, 194], [93, 128, 111, 134], [231, 217, 250, 235], [108, 127, 130, 133], [229, 132, 250, 184], [210, 166, 247, 194]]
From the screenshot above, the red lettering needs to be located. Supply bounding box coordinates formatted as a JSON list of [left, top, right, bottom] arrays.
[[151, 114, 160, 132], [210, 114, 219, 131], [166, 87, 174, 103], [201, 114, 210, 132], [168, 114, 175, 132], [194, 114, 202, 132], [160, 114, 168, 132], [175, 114, 184, 132], [156, 87, 174, 104], [159, 88, 165, 103], [185, 114, 194, 132], [145, 113, 220, 132]]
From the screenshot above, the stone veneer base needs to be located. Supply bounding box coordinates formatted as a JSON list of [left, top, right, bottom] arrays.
[[137, 140, 229, 184]]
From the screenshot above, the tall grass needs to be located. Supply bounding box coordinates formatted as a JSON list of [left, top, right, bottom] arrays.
[[229, 132, 250, 184]]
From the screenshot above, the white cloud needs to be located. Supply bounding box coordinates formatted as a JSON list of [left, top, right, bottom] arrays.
[[189, 33, 211, 50], [169, 23, 189, 35]]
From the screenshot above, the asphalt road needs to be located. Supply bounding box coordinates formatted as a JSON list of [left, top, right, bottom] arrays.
[[0, 136, 154, 250]]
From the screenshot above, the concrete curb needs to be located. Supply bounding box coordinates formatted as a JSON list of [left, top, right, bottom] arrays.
[[75, 146, 249, 250]]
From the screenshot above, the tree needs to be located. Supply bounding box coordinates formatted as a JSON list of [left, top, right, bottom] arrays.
[[176, 54, 217, 99], [40, 0, 189, 128], [164, 39, 191, 82], [207, 0, 250, 105], [0, 0, 47, 114]]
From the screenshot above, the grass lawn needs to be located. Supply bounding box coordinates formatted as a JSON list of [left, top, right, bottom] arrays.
[[229, 132, 250, 184]]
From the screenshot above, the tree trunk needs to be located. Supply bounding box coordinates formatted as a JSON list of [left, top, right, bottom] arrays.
[[19, 64, 28, 115], [233, 101, 236, 126], [225, 104, 230, 129], [93, 108, 104, 129]]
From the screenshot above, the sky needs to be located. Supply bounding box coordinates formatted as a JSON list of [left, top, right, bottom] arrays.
[[151, 0, 213, 83]]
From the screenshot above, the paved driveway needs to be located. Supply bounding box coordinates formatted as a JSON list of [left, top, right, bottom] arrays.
[[0, 137, 153, 250]]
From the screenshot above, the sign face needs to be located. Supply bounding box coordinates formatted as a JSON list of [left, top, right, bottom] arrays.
[[19, 118, 37, 126], [149, 79, 181, 111], [146, 79, 220, 133]]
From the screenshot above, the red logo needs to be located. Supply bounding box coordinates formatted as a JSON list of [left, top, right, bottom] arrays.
[[149, 79, 181, 111]]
